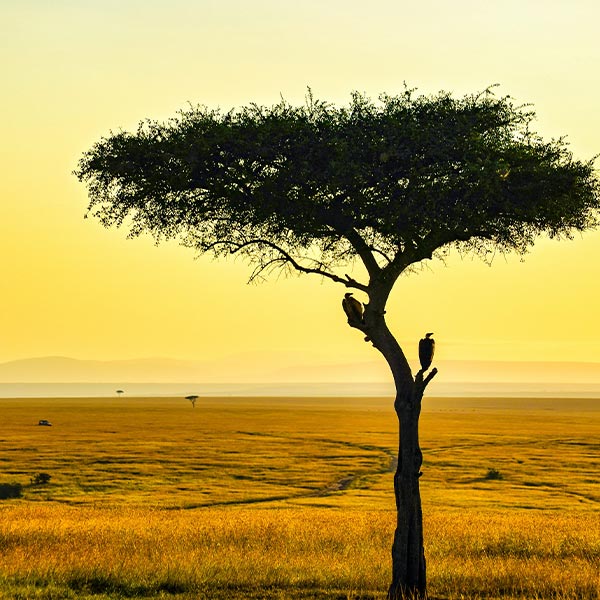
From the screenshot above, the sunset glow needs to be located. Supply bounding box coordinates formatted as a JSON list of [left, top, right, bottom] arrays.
[[2, 1, 600, 379]]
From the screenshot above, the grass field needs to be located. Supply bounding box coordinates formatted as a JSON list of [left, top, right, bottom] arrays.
[[1, 396, 599, 599]]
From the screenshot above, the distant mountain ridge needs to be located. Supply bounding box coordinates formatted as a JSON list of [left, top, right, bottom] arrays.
[[1, 356, 600, 384], [0, 356, 207, 383]]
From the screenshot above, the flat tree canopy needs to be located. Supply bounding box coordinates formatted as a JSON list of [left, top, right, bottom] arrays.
[[76, 87, 600, 600], [77, 89, 599, 291]]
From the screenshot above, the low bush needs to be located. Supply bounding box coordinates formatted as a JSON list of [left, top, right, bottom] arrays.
[[31, 472, 51, 486], [0, 482, 23, 499], [484, 467, 503, 480]]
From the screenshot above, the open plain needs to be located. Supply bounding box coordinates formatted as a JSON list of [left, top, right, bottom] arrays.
[[0, 395, 599, 599]]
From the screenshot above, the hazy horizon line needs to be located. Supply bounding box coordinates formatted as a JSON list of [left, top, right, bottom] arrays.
[[1, 381, 600, 400]]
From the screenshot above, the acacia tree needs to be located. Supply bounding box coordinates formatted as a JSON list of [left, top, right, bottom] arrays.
[[76, 88, 599, 599], [186, 394, 199, 408]]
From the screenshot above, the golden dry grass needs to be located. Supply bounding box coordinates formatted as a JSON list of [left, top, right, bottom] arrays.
[[1, 396, 599, 599]]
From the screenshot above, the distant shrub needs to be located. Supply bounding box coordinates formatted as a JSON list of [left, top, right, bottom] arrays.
[[31, 472, 51, 486], [484, 468, 503, 481], [0, 482, 23, 499]]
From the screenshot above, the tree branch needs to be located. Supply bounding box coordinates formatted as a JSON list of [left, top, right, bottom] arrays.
[[343, 228, 382, 277], [422, 367, 438, 389], [412, 367, 438, 403], [369, 246, 393, 266], [205, 239, 369, 291]]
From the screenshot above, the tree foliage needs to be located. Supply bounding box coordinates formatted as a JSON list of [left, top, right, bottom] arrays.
[[76, 88, 599, 290]]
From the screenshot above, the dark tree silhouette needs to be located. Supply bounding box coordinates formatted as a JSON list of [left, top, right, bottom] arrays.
[[76, 88, 599, 599], [186, 394, 199, 408]]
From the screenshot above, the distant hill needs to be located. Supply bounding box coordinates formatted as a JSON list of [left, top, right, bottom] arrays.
[[0, 356, 208, 383], [1, 355, 600, 385]]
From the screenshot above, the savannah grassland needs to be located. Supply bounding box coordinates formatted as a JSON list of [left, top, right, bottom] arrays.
[[1, 396, 599, 600]]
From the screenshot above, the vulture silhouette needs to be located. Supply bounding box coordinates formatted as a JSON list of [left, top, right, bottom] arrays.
[[418, 333, 435, 371], [342, 292, 364, 324]]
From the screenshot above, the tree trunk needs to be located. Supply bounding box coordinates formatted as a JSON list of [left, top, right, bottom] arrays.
[[388, 385, 427, 600], [364, 314, 429, 600], [355, 280, 436, 599]]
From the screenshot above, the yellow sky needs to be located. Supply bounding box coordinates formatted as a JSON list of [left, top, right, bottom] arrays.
[[1, 0, 600, 374]]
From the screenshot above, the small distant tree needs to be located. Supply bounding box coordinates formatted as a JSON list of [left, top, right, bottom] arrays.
[[186, 395, 199, 408], [116, 389, 124, 397], [76, 87, 599, 599]]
